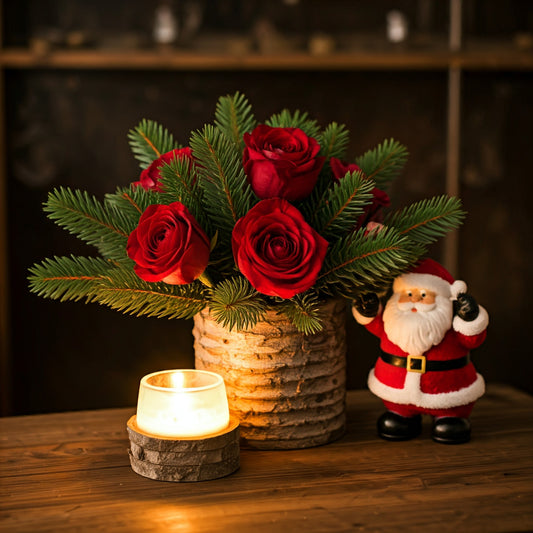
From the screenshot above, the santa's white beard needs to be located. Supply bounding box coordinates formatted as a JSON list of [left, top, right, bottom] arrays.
[[383, 293, 453, 355]]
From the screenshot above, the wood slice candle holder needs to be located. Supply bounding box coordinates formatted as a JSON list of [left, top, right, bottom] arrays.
[[127, 416, 240, 482]]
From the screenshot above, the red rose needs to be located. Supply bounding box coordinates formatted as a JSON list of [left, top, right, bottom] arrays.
[[134, 147, 192, 192], [232, 198, 328, 299], [127, 202, 209, 285], [243, 125, 325, 201], [330, 157, 390, 227], [330, 157, 363, 182]]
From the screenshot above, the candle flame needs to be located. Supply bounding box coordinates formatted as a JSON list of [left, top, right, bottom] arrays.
[[169, 371, 186, 389]]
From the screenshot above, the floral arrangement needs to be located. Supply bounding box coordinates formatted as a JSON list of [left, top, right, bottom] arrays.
[[29, 93, 464, 334]]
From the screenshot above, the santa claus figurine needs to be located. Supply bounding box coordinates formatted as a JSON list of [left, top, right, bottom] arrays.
[[352, 258, 489, 444]]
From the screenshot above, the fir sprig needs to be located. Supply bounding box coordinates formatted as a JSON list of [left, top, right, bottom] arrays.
[[266, 109, 321, 140], [385, 195, 466, 245], [317, 122, 350, 161], [313, 171, 375, 238], [158, 156, 209, 231], [128, 119, 178, 169], [215, 92, 256, 150], [318, 227, 419, 297], [28, 255, 114, 303], [44, 187, 132, 262], [96, 268, 207, 319], [209, 277, 266, 331], [277, 292, 323, 335], [356, 139, 408, 190]]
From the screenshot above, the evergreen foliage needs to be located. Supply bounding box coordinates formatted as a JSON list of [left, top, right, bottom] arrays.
[[44, 187, 131, 263], [385, 195, 465, 245], [209, 277, 266, 331], [276, 292, 323, 335], [127, 119, 178, 169], [313, 171, 375, 238], [356, 139, 409, 190], [266, 109, 321, 139], [317, 122, 350, 161], [29, 92, 466, 334], [215, 92, 256, 150]]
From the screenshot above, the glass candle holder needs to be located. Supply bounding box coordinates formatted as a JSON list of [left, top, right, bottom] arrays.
[[136, 369, 230, 438]]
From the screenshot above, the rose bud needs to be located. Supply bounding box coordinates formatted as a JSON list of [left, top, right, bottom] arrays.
[[232, 198, 328, 299], [243, 125, 325, 201], [133, 147, 192, 192], [127, 201, 209, 285]]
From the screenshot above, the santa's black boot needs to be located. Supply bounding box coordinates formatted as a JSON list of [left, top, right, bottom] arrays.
[[432, 417, 471, 444], [377, 411, 422, 441]]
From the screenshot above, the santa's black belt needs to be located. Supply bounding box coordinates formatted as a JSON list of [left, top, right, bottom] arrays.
[[380, 351, 470, 374]]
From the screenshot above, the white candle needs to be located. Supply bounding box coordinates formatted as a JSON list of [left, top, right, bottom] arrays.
[[136, 369, 230, 438]]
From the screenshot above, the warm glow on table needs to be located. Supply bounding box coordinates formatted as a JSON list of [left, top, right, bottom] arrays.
[[135, 369, 230, 438]]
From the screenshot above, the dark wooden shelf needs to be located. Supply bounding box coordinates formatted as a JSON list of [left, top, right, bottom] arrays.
[[1, 46, 532, 71], [1, 385, 532, 532]]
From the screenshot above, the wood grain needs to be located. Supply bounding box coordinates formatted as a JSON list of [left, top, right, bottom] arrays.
[[1, 47, 532, 71], [1, 384, 532, 532], [126, 416, 240, 482]]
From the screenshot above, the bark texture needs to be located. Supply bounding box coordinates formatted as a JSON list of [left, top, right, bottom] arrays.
[[193, 299, 347, 449], [127, 416, 240, 482]]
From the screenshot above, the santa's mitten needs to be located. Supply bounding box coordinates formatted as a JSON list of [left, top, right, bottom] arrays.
[[453, 293, 479, 322], [354, 293, 380, 318]]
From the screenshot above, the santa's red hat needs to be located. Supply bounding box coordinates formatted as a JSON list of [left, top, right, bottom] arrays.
[[393, 258, 467, 299]]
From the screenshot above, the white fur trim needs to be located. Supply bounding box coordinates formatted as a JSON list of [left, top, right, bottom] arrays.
[[367, 368, 485, 409], [393, 273, 451, 297], [450, 280, 467, 299], [352, 304, 381, 326], [453, 305, 489, 336]]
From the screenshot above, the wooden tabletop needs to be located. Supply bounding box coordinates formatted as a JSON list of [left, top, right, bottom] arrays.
[[1, 384, 532, 532]]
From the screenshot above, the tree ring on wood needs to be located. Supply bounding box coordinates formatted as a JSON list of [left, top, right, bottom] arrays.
[[126, 415, 240, 482]]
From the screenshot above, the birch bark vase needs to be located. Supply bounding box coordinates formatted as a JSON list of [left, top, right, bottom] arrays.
[[192, 299, 347, 450]]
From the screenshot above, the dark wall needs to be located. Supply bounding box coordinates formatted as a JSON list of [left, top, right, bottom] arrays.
[[3, 1, 533, 414]]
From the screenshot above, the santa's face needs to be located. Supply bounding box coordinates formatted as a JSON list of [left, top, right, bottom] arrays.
[[383, 287, 453, 355]]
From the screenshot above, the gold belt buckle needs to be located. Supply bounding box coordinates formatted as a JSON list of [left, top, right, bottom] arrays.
[[407, 354, 426, 374]]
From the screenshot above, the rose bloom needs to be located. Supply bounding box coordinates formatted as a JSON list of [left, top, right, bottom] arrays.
[[127, 202, 209, 285], [232, 198, 328, 299], [243, 125, 325, 201], [134, 147, 192, 192], [330, 157, 390, 227]]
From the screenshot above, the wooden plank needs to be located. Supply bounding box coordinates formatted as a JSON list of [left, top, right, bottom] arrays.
[[0, 385, 532, 532], [0, 48, 532, 71]]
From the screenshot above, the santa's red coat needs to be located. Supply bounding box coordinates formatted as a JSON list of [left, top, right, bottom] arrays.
[[360, 308, 489, 411]]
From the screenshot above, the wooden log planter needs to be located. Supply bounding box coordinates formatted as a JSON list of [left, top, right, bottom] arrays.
[[193, 299, 347, 450], [127, 416, 240, 482]]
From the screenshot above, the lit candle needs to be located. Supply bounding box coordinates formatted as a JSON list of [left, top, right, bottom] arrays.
[[135, 369, 230, 438]]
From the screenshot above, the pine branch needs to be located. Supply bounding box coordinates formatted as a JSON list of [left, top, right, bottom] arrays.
[[313, 171, 375, 237], [44, 187, 131, 262], [317, 227, 419, 297], [128, 119, 179, 169], [28, 255, 114, 303], [318, 122, 350, 161], [190, 125, 254, 275], [266, 109, 321, 140], [277, 291, 323, 335], [209, 276, 266, 331], [356, 139, 408, 190], [104, 185, 160, 231], [95, 268, 207, 319], [158, 157, 210, 231], [385, 195, 466, 245], [215, 92, 256, 150]]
